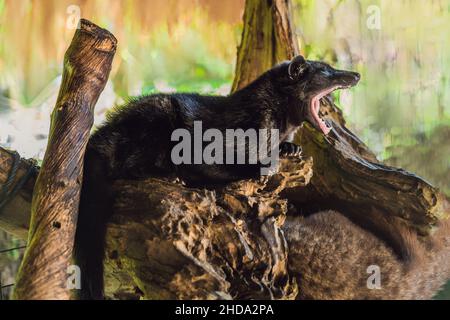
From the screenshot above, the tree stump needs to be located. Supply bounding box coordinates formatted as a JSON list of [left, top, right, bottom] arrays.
[[13, 19, 117, 300]]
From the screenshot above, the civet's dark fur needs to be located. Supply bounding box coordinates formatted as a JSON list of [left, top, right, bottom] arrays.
[[74, 56, 360, 299]]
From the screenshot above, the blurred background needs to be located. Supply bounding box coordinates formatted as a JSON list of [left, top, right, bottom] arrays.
[[0, 0, 449, 299]]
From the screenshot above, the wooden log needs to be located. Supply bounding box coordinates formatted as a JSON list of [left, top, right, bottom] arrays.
[[13, 19, 117, 300], [103, 156, 311, 300], [0, 150, 315, 299], [294, 120, 448, 234], [1, 148, 450, 299], [97, 163, 450, 300]]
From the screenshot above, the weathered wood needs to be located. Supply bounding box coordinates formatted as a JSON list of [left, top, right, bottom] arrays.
[[1, 149, 450, 299], [104, 156, 311, 300], [0, 151, 314, 299], [0, 148, 36, 239], [13, 19, 117, 300], [290, 117, 449, 237], [232, 0, 300, 92]]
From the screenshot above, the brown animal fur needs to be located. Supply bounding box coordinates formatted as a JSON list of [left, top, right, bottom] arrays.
[[283, 210, 450, 299]]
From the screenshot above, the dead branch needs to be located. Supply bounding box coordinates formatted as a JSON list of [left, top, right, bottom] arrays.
[[13, 19, 117, 300]]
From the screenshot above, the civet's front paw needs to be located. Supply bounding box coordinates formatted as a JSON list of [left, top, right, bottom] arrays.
[[279, 142, 302, 157]]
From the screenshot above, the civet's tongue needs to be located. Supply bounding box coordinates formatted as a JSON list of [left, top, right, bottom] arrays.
[[309, 87, 337, 135]]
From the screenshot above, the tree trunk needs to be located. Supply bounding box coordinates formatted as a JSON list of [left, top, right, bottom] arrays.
[[13, 19, 117, 300], [0, 149, 312, 299], [232, 0, 300, 92]]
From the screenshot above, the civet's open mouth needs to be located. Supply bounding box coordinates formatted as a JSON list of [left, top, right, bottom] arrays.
[[306, 70, 360, 135], [308, 86, 345, 135]]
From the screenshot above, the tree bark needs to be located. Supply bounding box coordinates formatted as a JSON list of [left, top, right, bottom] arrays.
[[0, 148, 37, 239], [0, 149, 313, 299], [13, 19, 117, 300], [232, 0, 300, 92], [103, 156, 311, 300], [1, 150, 449, 300]]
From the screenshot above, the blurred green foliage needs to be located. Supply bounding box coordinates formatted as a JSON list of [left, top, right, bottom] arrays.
[[0, 0, 243, 105], [293, 0, 449, 196]]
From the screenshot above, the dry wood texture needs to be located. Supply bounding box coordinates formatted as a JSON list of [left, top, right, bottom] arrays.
[[0, 152, 314, 299], [1, 151, 449, 299], [13, 19, 117, 300], [103, 156, 311, 299], [0, 148, 37, 239]]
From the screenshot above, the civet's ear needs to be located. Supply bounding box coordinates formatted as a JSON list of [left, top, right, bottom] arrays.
[[288, 55, 307, 80]]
